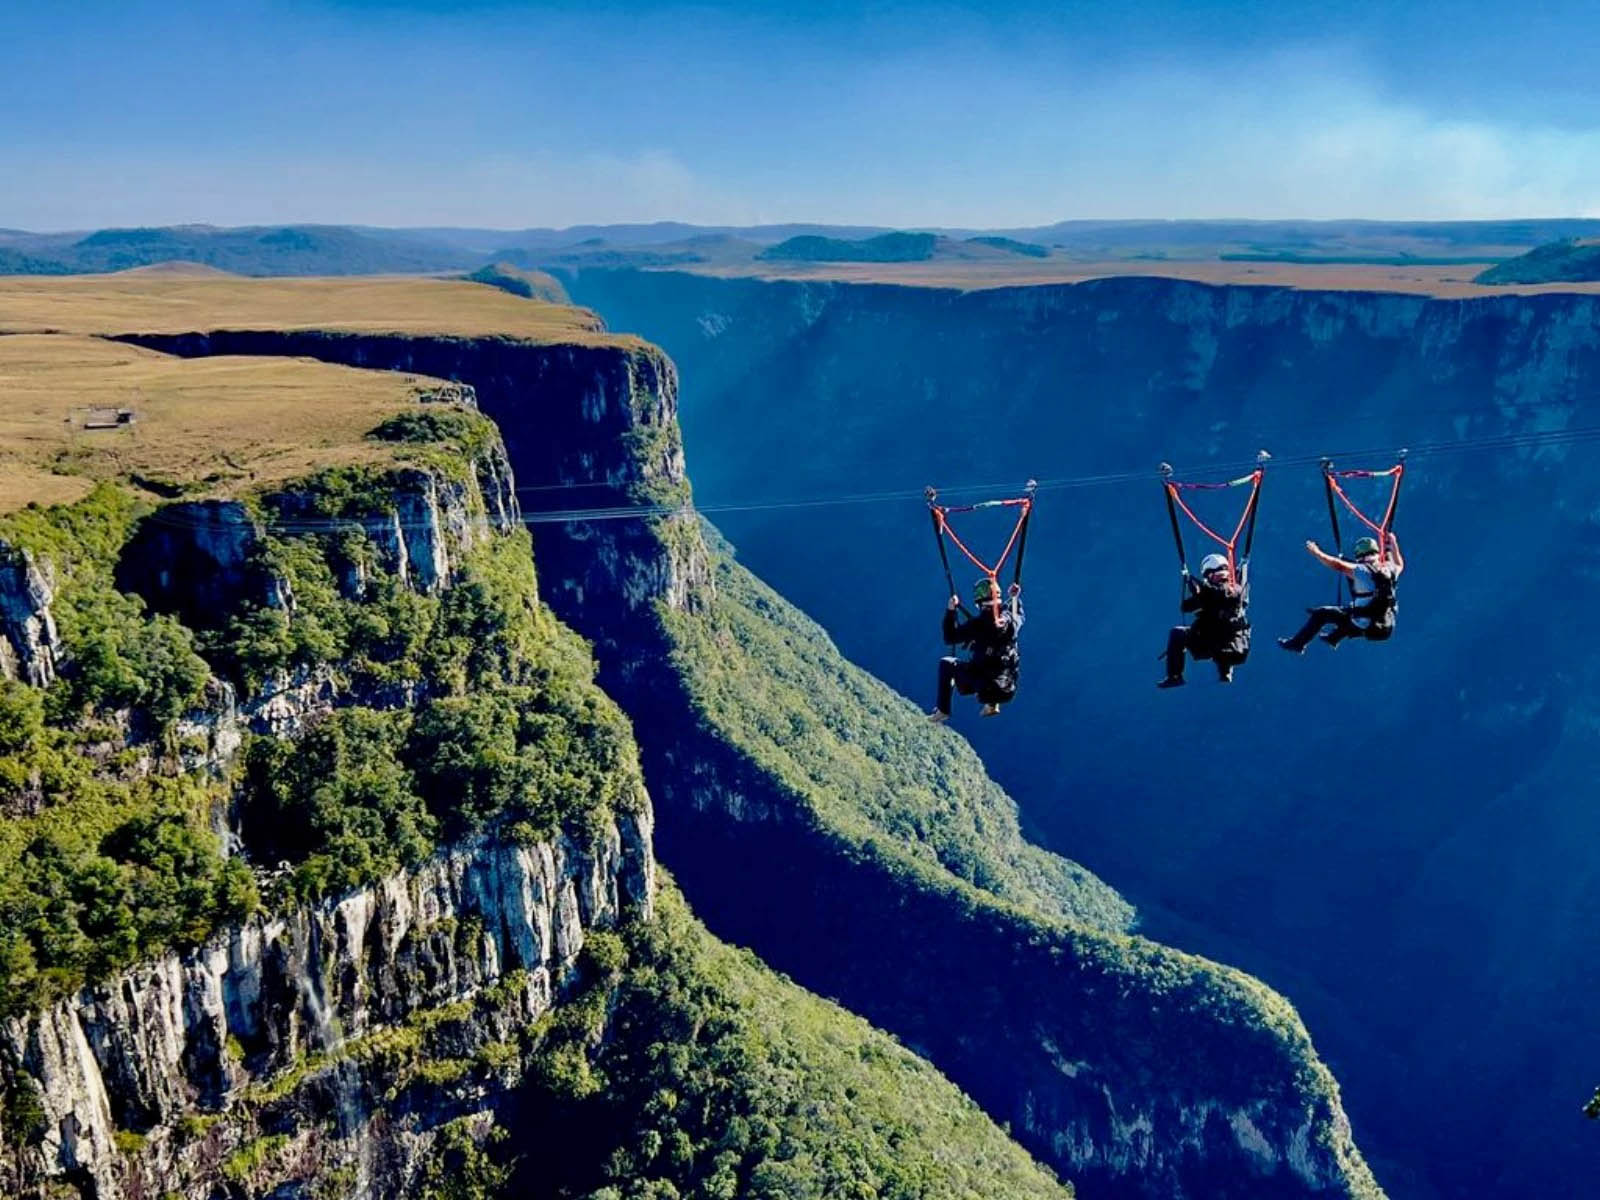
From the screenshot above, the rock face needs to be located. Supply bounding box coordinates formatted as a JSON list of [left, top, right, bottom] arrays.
[[114, 500, 268, 628], [115, 330, 711, 654], [0, 541, 61, 686], [110, 324, 1381, 1198], [0, 402, 656, 1199], [556, 267, 1600, 1200], [1, 821, 654, 1200]]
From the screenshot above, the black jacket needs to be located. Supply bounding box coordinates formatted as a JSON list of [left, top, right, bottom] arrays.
[[1181, 571, 1250, 660], [944, 599, 1024, 696]]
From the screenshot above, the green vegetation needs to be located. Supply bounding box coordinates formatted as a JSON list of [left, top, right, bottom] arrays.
[[461, 262, 571, 304], [513, 882, 1071, 1200], [661, 541, 1132, 931], [223, 1133, 293, 1186], [0, 486, 255, 1019], [757, 232, 939, 263], [655, 535, 1382, 1198], [227, 502, 642, 903], [0, 420, 641, 1016], [1475, 237, 1600, 284], [1, 1070, 47, 1149], [420, 1120, 513, 1200]]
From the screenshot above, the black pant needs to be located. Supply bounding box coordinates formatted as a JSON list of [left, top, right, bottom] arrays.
[[1165, 627, 1236, 681], [1283, 606, 1391, 650], [936, 656, 980, 714]]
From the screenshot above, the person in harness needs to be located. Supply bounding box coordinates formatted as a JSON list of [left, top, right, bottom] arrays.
[[1277, 532, 1403, 653], [929, 577, 1023, 722], [1158, 552, 1250, 688]]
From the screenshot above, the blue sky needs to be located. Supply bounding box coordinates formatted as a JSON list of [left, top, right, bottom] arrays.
[[3, 0, 1599, 229]]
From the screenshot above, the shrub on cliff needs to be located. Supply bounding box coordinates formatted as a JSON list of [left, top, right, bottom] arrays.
[[509, 883, 1072, 1199], [0, 780, 256, 1018]]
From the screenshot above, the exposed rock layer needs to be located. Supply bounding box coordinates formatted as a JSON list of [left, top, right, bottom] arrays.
[[116, 325, 1382, 1198], [2, 814, 654, 1200]]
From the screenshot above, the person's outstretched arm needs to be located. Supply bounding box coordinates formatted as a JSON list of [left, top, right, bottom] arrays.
[[1008, 582, 1024, 632], [1305, 539, 1356, 577]]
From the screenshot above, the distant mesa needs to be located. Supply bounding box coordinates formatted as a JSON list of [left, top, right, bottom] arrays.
[[502, 243, 714, 270], [0, 224, 474, 277], [963, 235, 1050, 258], [1475, 237, 1600, 284], [757, 232, 1053, 264], [758, 232, 939, 263], [461, 261, 570, 303]]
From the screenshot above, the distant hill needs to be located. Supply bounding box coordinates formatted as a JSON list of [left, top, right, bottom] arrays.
[[500, 244, 711, 270], [6, 219, 1600, 281], [965, 235, 1049, 258], [758, 232, 939, 262], [0, 224, 477, 277], [461, 261, 570, 302], [0, 247, 70, 274], [1474, 237, 1600, 284]]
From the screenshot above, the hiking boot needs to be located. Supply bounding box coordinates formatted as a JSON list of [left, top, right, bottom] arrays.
[[980, 703, 1001, 717], [1156, 676, 1186, 689], [927, 709, 950, 725], [1277, 637, 1304, 654]]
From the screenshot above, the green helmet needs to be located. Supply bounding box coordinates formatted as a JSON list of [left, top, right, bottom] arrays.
[[1352, 536, 1381, 559], [973, 577, 1000, 605]]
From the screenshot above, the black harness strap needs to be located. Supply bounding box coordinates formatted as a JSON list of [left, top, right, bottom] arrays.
[[1322, 460, 1345, 605], [1159, 464, 1189, 605], [1010, 480, 1037, 592], [927, 487, 970, 620]]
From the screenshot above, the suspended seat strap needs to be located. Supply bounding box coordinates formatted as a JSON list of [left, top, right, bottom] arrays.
[[1158, 453, 1267, 590], [927, 481, 1036, 623], [1323, 455, 1406, 566]]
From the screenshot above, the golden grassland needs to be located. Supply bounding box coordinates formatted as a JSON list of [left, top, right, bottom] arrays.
[[0, 334, 457, 514], [0, 272, 640, 346], [684, 257, 1600, 297], [0, 271, 659, 514]]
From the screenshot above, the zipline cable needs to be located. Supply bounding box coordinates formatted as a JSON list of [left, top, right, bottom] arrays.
[[137, 420, 1600, 534]]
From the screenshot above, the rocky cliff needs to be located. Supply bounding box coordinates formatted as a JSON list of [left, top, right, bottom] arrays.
[[0, 306, 1080, 1200], [3, 827, 652, 1200], [558, 266, 1600, 1199], [0, 387, 662, 1199], [117, 323, 1383, 1197]]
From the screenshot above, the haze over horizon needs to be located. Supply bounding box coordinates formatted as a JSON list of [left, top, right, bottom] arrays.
[[5, 0, 1600, 231]]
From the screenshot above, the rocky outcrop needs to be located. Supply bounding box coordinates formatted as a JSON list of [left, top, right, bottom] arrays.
[[557, 267, 1600, 1200], [2, 817, 654, 1200], [108, 321, 1380, 1198], [113, 330, 710, 653], [0, 542, 61, 687], [114, 500, 268, 629]]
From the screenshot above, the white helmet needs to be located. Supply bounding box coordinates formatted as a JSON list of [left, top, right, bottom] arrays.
[[1200, 553, 1230, 576]]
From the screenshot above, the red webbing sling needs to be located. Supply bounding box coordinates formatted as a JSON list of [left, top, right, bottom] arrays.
[[927, 481, 1036, 624], [1321, 452, 1406, 600], [1159, 451, 1268, 597]]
